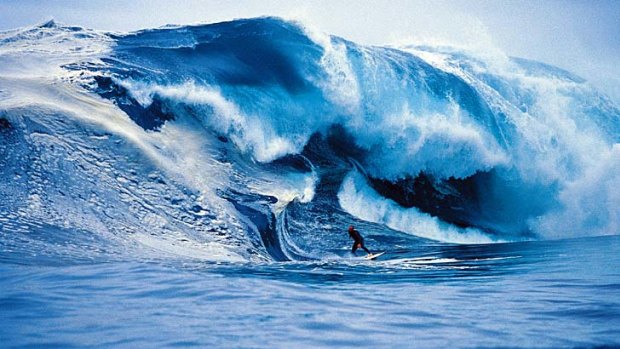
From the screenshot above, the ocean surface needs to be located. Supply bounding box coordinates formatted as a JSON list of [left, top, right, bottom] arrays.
[[1, 17, 619, 348], [2, 234, 619, 348]]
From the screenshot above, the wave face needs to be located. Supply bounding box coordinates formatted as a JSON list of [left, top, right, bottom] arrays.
[[1, 18, 619, 262]]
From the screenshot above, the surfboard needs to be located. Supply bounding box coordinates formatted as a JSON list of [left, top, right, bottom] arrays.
[[364, 251, 386, 260]]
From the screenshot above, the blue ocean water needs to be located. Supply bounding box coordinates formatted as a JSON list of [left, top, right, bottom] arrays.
[[1, 17, 620, 348], [1, 234, 619, 348]]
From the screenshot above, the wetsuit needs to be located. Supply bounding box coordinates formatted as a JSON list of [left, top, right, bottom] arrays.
[[349, 228, 371, 254]]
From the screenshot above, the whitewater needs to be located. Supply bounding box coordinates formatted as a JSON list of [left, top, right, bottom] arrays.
[[1, 18, 619, 348]]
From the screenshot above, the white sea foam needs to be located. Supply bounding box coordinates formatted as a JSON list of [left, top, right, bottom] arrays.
[[338, 171, 497, 244], [300, 22, 361, 115], [532, 144, 620, 238], [0, 24, 269, 262], [404, 43, 620, 237], [117, 80, 300, 163]]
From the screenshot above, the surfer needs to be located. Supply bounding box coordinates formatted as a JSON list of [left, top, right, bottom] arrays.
[[348, 225, 371, 255]]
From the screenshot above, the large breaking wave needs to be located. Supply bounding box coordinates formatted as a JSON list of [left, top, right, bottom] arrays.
[[1, 17, 618, 262]]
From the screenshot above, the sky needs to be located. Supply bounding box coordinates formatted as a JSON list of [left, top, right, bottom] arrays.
[[1, 0, 619, 102]]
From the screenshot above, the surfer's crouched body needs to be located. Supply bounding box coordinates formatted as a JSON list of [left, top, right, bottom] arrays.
[[348, 225, 371, 255]]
